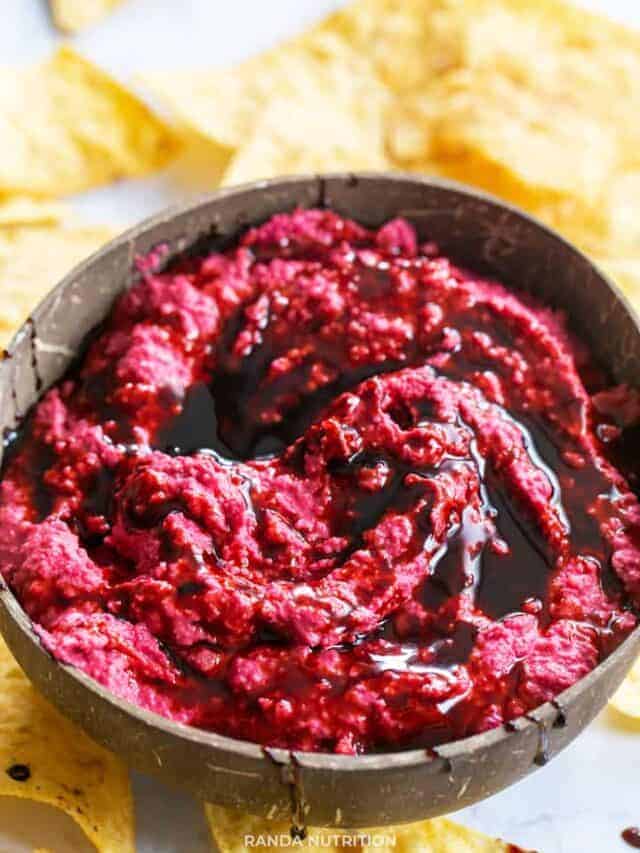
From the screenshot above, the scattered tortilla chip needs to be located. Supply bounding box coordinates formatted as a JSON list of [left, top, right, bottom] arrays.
[[378, 0, 640, 257], [50, 0, 126, 32], [205, 805, 531, 852], [140, 28, 387, 179], [221, 91, 388, 186], [0, 197, 68, 228], [148, 0, 640, 259], [0, 636, 134, 852], [601, 173, 640, 256], [0, 46, 176, 198], [142, 30, 385, 149], [610, 655, 640, 720], [0, 224, 115, 346], [165, 128, 233, 192], [362, 818, 532, 852], [394, 72, 616, 208]]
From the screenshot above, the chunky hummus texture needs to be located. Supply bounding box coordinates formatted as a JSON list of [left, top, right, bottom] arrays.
[[1, 209, 639, 754]]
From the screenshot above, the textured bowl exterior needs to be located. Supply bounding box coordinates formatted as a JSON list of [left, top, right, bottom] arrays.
[[1, 174, 639, 828]]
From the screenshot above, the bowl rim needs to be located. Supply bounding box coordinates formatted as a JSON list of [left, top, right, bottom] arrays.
[[2, 170, 639, 773]]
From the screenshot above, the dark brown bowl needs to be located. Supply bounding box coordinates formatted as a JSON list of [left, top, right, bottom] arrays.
[[1, 174, 639, 828]]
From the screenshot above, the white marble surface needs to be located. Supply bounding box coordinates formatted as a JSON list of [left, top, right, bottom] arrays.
[[3, 0, 640, 850]]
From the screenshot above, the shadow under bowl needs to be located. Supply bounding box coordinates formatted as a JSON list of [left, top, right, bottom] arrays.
[[0, 173, 639, 828]]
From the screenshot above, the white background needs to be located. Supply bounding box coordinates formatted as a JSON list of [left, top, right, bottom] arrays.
[[2, 1, 640, 851]]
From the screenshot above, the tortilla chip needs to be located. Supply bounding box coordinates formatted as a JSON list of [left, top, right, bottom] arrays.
[[140, 28, 387, 164], [610, 655, 640, 720], [50, 0, 125, 32], [221, 90, 388, 186], [152, 0, 640, 257], [397, 72, 616, 207], [165, 128, 232, 192], [0, 46, 176, 198], [377, 0, 640, 256], [0, 636, 134, 852], [0, 224, 115, 346], [297, 0, 465, 94], [204, 805, 530, 852], [0, 197, 68, 228], [602, 173, 640, 256], [362, 818, 532, 851]]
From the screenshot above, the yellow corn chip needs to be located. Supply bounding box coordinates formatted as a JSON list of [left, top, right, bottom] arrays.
[[0, 197, 68, 228], [141, 28, 387, 162], [610, 655, 640, 720], [221, 91, 388, 186], [375, 0, 640, 256], [141, 0, 640, 257], [0, 224, 115, 346], [362, 818, 532, 851], [165, 128, 233, 192], [302, 0, 465, 93], [205, 805, 531, 853], [0, 46, 177, 198], [0, 636, 134, 852], [602, 174, 640, 256], [400, 72, 616, 207], [50, 0, 126, 33]]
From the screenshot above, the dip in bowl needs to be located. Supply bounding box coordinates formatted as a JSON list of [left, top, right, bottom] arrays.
[[0, 174, 639, 826]]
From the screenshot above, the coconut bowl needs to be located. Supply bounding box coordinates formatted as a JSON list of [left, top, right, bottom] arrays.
[[0, 173, 639, 828]]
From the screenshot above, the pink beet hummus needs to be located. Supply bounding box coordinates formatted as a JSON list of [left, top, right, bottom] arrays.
[[1, 209, 639, 754]]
